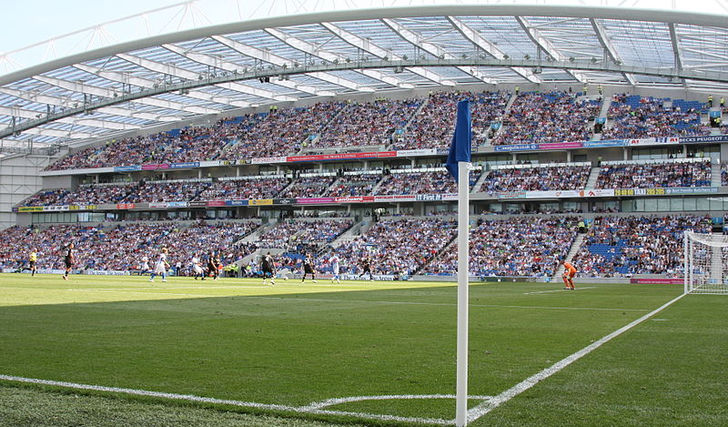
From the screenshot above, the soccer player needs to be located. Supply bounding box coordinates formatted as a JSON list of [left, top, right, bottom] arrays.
[[28, 249, 38, 277], [329, 253, 341, 284], [301, 253, 317, 283], [560, 258, 577, 290], [140, 255, 151, 276], [191, 253, 204, 280], [261, 252, 276, 285], [149, 248, 170, 283], [358, 256, 374, 281], [206, 251, 219, 281], [62, 243, 74, 280]]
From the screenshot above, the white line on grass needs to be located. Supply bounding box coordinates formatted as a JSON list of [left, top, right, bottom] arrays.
[[0, 374, 455, 425], [524, 286, 597, 295], [467, 293, 687, 423]]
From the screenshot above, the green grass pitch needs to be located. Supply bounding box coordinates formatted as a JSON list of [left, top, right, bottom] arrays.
[[0, 273, 726, 426]]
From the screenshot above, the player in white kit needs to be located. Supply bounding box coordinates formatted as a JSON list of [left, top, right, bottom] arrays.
[[191, 254, 204, 280], [149, 248, 170, 282], [329, 254, 341, 284]]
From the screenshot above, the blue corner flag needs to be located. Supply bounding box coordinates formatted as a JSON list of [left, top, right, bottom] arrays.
[[445, 100, 472, 183]]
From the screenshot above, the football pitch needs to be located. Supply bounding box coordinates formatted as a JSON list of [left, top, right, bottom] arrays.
[[0, 273, 726, 426]]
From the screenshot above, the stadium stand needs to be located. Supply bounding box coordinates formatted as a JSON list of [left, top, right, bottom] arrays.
[[571, 215, 711, 277], [477, 163, 592, 193], [601, 94, 710, 139], [594, 158, 711, 189], [422, 216, 577, 277], [491, 91, 600, 145], [395, 90, 509, 149]]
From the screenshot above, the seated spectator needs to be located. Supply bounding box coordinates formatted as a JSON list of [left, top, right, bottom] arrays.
[[478, 164, 591, 193], [595, 159, 711, 189], [492, 91, 600, 145]]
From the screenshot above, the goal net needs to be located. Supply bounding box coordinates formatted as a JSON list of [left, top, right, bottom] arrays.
[[684, 231, 728, 294]]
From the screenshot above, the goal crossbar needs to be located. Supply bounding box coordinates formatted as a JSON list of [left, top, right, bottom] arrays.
[[684, 231, 728, 295]]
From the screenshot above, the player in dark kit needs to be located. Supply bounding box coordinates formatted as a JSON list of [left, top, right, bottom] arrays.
[[301, 253, 317, 283], [62, 243, 75, 280], [206, 251, 219, 281], [358, 256, 374, 281], [261, 252, 276, 285]]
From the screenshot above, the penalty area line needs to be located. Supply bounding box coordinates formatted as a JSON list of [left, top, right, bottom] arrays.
[[0, 374, 453, 425], [467, 292, 687, 423]]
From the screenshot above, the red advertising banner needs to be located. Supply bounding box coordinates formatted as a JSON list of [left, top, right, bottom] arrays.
[[116, 203, 136, 210], [141, 163, 170, 170], [286, 151, 397, 162], [206, 200, 226, 207]]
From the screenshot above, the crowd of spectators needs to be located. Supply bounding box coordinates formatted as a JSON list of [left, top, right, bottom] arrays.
[[319, 217, 456, 276], [0, 220, 261, 273], [478, 164, 591, 193], [197, 177, 290, 200], [602, 94, 711, 139], [222, 102, 345, 158], [257, 219, 352, 249], [374, 170, 478, 195], [595, 159, 711, 189], [396, 91, 509, 150], [492, 91, 600, 145], [313, 99, 421, 149], [422, 216, 577, 277], [279, 175, 337, 198], [327, 172, 384, 197], [572, 215, 710, 277]]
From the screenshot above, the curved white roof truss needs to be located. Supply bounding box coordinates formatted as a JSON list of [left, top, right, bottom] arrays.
[[1, 5, 728, 153]]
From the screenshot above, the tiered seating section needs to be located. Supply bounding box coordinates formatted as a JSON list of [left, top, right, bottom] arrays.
[[0, 221, 259, 272], [478, 163, 591, 192], [0, 215, 714, 278], [572, 215, 710, 277], [422, 217, 576, 277], [595, 159, 711, 189], [395, 91, 509, 149], [602, 94, 710, 139], [491, 91, 600, 145]]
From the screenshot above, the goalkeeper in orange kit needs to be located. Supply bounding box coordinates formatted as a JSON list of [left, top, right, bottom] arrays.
[[560, 259, 576, 290]]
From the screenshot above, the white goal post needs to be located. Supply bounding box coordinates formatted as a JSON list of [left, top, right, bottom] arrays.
[[684, 231, 728, 294]]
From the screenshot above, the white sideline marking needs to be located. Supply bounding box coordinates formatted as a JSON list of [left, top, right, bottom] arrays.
[[467, 293, 686, 423], [0, 374, 462, 425], [524, 286, 597, 295]]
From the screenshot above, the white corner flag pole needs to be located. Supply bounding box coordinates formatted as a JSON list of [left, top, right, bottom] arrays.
[[455, 160, 470, 427]]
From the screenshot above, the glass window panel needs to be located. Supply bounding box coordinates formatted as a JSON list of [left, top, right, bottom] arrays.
[[696, 197, 710, 210], [670, 198, 683, 211], [710, 198, 723, 211], [657, 198, 670, 211], [644, 198, 658, 212], [683, 198, 696, 211]]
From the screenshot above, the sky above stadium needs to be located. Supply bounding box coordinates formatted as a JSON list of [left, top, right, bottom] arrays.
[[1, 0, 725, 76]]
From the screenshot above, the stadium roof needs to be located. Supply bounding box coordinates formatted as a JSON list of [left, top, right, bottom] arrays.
[[2, 3, 728, 153]]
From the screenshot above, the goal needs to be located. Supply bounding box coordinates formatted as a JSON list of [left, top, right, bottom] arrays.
[[684, 231, 728, 294]]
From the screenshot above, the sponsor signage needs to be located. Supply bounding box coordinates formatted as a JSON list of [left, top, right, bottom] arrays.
[[225, 200, 248, 206], [206, 200, 226, 207], [188, 201, 208, 208], [250, 156, 287, 165], [170, 162, 200, 169], [396, 149, 437, 156], [630, 278, 683, 285], [333, 196, 375, 203], [43, 205, 69, 211], [116, 203, 136, 209], [249, 199, 273, 206], [666, 187, 718, 195], [141, 163, 170, 170], [582, 139, 625, 148], [17, 206, 44, 212], [493, 143, 538, 152], [679, 135, 728, 144], [167, 201, 188, 208], [415, 194, 443, 201], [614, 188, 667, 197], [148, 202, 169, 209], [274, 198, 296, 205], [114, 165, 141, 172], [538, 141, 583, 150], [373, 195, 417, 202], [627, 137, 679, 147], [286, 151, 397, 162], [296, 197, 335, 204]]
